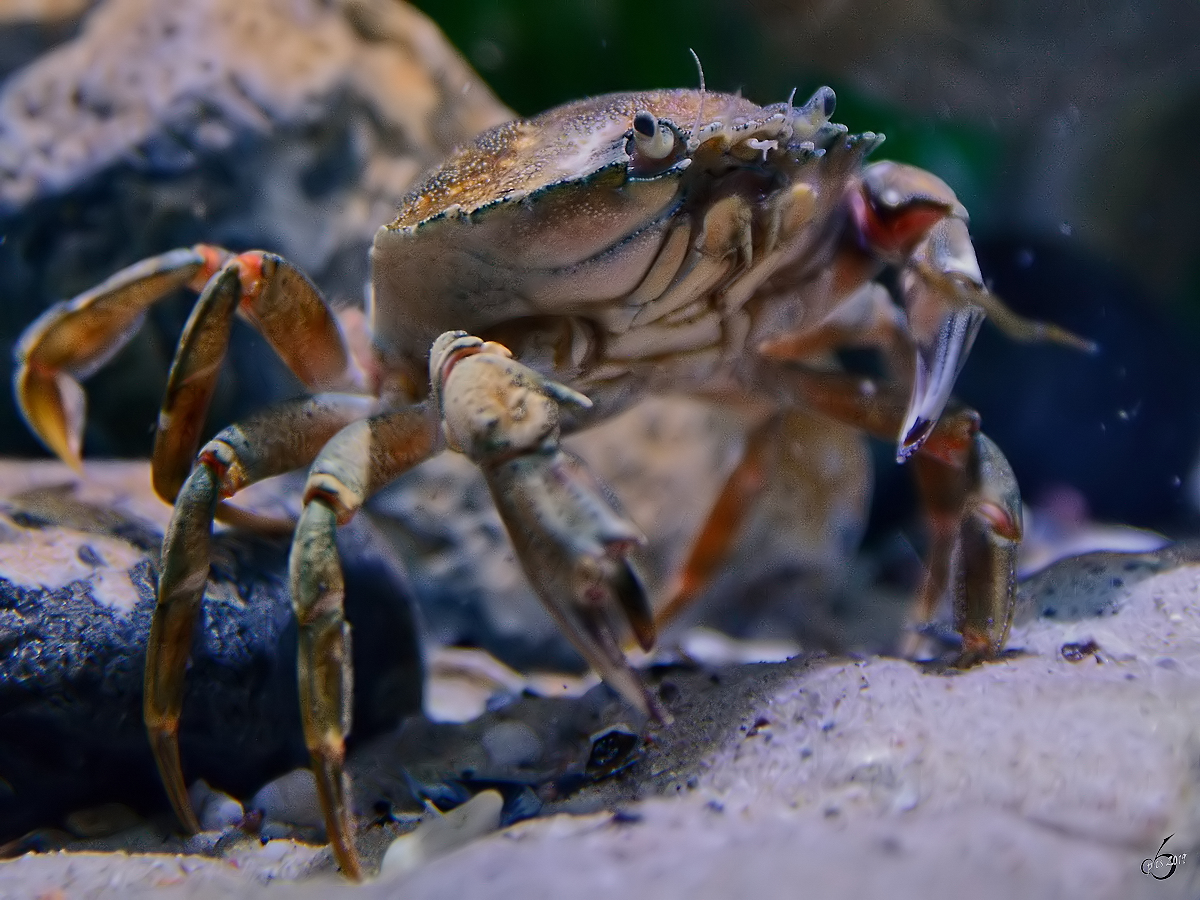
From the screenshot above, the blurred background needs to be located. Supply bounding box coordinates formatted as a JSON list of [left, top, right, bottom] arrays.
[[1, 0, 1199, 546]]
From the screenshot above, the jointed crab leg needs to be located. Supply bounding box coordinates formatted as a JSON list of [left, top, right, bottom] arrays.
[[291, 404, 440, 879], [911, 433, 1021, 663], [655, 418, 775, 629], [153, 251, 366, 506], [14, 243, 366, 500], [14, 247, 214, 470], [145, 393, 379, 836], [782, 365, 1021, 663]]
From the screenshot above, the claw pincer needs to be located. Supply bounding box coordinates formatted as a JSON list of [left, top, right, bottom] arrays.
[[432, 333, 665, 722]]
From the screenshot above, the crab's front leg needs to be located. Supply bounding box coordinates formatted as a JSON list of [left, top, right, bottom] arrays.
[[432, 333, 664, 721]]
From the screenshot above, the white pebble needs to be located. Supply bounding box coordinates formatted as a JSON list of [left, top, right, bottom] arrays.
[[188, 778, 244, 831], [380, 790, 504, 877], [249, 768, 324, 828]]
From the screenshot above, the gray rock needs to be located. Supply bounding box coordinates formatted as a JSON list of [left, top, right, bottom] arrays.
[[0, 460, 422, 841], [250, 768, 323, 830], [0, 0, 510, 461]]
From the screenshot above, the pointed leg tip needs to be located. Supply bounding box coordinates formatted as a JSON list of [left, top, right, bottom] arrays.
[[148, 728, 201, 834], [333, 842, 365, 882], [16, 366, 86, 472], [310, 750, 363, 881]]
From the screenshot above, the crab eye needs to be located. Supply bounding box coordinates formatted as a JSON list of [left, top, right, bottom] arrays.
[[790, 86, 837, 138], [629, 110, 676, 162]]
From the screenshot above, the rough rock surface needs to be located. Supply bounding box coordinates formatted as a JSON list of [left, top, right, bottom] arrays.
[[3, 547, 1200, 898], [0, 0, 511, 460], [0, 460, 422, 840]]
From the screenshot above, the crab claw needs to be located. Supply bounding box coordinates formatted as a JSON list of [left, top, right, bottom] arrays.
[[897, 217, 987, 459], [434, 335, 664, 721], [850, 163, 992, 461], [487, 448, 661, 719]]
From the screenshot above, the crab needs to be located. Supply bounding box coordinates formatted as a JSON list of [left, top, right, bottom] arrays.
[[12, 84, 1089, 878]]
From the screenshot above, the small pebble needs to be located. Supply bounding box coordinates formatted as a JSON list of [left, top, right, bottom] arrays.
[[249, 768, 324, 828], [188, 779, 245, 831], [481, 720, 543, 768], [380, 790, 503, 877]]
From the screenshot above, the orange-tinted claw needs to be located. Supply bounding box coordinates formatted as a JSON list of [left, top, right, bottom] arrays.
[[14, 365, 85, 472]]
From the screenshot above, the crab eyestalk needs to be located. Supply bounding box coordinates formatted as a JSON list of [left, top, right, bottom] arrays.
[[632, 111, 675, 160], [790, 85, 837, 139]]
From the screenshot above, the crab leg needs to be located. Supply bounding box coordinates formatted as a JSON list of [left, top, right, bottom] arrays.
[[12, 243, 365, 497], [144, 393, 379, 835], [655, 418, 774, 629], [657, 282, 908, 632], [290, 404, 440, 879], [909, 433, 1022, 663], [153, 251, 366, 506], [14, 247, 216, 470], [782, 365, 1021, 664]]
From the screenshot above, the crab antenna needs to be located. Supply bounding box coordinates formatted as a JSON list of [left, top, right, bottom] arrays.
[[688, 48, 706, 138]]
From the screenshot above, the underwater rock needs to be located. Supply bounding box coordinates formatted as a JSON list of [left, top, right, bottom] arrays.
[[0, 460, 422, 841], [0, 0, 510, 460]]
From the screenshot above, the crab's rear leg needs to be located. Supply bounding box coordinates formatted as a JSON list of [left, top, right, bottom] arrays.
[[145, 393, 379, 836], [152, 251, 367, 509], [658, 284, 904, 630], [13, 244, 367, 497]]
